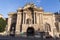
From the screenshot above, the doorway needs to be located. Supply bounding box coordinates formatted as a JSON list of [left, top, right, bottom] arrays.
[[10, 23, 16, 36], [26, 27, 35, 36]]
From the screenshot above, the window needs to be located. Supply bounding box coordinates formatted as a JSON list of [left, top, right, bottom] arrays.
[[55, 22, 59, 32], [26, 18, 31, 24], [45, 23, 51, 32]]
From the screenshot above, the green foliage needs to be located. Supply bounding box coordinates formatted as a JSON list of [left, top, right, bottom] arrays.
[[0, 18, 6, 32]]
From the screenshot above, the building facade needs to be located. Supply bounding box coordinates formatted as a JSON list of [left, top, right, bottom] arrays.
[[7, 3, 60, 37]]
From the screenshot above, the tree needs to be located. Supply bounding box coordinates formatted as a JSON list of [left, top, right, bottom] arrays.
[[0, 18, 6, 32]]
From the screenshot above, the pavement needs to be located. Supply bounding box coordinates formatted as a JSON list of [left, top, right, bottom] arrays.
[[0, 35, 60, 40], [0, 32, 60, 40]]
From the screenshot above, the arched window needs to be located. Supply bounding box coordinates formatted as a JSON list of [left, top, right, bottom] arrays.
[[26, 18, 31, 24], [45, 23, 51, 32], [55, 22, 59, 32]]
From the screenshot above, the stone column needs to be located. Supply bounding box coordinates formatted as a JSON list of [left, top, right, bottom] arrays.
[[23, 13, 24, 24], [34, 13, 35, 24], [25, 13, 26, 24], [52, 14, 56, 36], [35, 12, 37, 24], [58, 23, 60, 37], [39, 14, 40, 24], [39, 13, 41, 31], [15, 12, 22, 35], [7, 14, 12, 34], [39, 13, 43, 31]]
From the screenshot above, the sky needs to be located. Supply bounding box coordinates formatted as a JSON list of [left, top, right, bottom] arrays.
[[0, 0, 60, 18]]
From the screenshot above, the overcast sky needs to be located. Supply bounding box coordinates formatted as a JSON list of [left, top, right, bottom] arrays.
[[0, 0, 60, 18]]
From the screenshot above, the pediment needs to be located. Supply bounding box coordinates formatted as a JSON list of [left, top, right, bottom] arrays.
[[23, 3, 43, 11], [17, 3, 44, 12], [23, 3, 35, 9]]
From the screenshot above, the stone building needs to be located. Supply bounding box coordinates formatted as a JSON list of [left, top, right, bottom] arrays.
[[7, 3, 60, 37]]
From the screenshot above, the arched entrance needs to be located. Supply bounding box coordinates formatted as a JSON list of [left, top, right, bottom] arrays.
[[26, 27, 35, 36], [10, 23, 16, 36]]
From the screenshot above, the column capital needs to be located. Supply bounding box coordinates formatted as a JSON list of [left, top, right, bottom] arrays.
[[17, 12, 22, 13], [17, 12, 22, 15]]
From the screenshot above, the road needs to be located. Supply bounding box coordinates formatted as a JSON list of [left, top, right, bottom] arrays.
[[0, 35, 60, 40]]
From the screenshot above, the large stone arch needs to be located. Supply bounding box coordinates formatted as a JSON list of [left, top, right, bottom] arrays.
[[26, 27, 35, 36]]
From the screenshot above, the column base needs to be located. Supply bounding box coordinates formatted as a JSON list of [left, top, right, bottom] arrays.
[[6, 31, 10, 35], [15, 30, 20, 36]]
